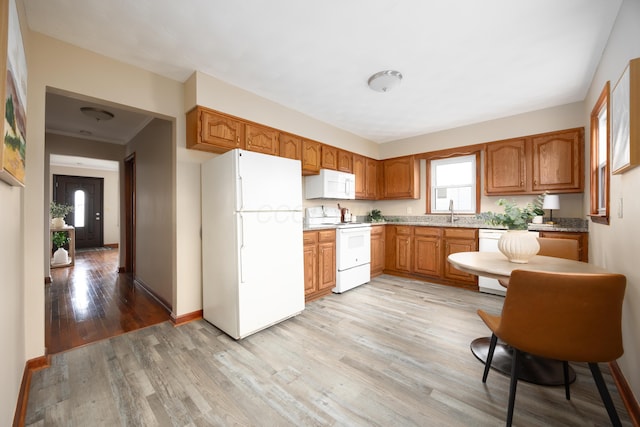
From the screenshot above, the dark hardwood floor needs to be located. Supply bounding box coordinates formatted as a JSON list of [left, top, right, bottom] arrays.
[[46, 247, 171, 354]]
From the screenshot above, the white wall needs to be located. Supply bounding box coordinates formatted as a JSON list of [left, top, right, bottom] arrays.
[[25, 31, 184, 359], [299, 102, 587, 220], [49, 165, 120, 245], [0, 183, 24, 424], [126, 119, 173, 306], [15, 1, 639, 415], [187, 71, 379, 159], [583, 0, 640, 401]]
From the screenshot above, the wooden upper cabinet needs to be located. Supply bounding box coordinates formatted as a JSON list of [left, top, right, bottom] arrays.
[[382, 155, 419, 199], [531, 128, 583, 192], [353, 154, 366, 198], [245, 123, 279, 156], [365, 158, 379, 199], [321, 144, 338, 170], [485, 138, 527, 194], [302, 139, 321, 175], [279, 133, 302, 161], [354, 155, 379, 200], [484, 127, 584, 195], [337, 149, 353, 173], [186, 107, 244, 153]]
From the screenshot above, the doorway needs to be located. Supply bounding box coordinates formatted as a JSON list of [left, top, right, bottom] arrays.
[[53, 174, 104, 248]]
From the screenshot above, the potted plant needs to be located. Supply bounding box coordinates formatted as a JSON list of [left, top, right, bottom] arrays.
[[531, 192, 546, 224], [478, 198, 538, 230], [52, 231, 70, 265], [50, 201, 73, 228], [478, 198, 540, 263], [367, 209, 385, 223]]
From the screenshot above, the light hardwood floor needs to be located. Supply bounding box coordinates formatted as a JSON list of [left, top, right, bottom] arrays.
[[26, 275, 631, 426]]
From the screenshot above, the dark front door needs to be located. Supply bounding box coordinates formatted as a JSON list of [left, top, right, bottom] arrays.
[[53, 175, 104, 249]]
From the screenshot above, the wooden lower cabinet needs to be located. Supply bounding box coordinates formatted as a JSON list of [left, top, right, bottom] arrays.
[[384, 225, 478, 289], [303, 229, 336, 302], [442, 228, 478, 285], [414, 227, 442, 277], [370, 225, 386, 278], [538, 231, 588, 262]]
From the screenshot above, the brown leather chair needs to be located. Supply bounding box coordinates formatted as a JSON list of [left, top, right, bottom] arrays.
[[498, 237, 580, 287], [536, 237, 580, 261], [478, 270, 626, 427]]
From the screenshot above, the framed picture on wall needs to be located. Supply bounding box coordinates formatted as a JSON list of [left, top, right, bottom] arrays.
[[611, 58, 640, 175], [0, 0, 27, 187]]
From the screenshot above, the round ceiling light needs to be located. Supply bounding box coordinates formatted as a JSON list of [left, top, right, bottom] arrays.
[[80, 106, 115, 121], [367, 70, 403, 93]]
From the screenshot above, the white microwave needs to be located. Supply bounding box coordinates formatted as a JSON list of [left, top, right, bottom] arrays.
[[305, 169, 355, 200]]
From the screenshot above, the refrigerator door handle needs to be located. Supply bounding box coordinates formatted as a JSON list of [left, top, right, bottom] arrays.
[[238, 175, 244, 210], [239, 213, 245, 283]]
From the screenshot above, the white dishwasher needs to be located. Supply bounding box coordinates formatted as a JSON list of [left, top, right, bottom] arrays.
[[478, 229, 539, 296]]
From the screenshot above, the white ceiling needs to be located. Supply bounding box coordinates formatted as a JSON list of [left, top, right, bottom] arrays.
[[50, 154, 119, 172], [25, 0, 622, 144], [45, 91, 153, 145]]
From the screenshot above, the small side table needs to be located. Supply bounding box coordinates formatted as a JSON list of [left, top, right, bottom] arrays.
[[50, 225, 75, 268]]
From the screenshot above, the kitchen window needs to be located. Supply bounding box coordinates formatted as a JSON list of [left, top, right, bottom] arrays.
[[428, 153, 479, 214], [590, 81, 610, 224]]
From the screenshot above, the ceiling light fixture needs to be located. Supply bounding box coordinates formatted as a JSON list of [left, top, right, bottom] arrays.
[[367, 70, 403, 93], [80, 106, 114, 121]]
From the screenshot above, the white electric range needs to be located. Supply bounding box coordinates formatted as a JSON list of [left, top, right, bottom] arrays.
[[305, 207, 371, 293]]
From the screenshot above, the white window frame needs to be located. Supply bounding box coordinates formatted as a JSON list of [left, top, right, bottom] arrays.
[[430, 154, 477, 214]]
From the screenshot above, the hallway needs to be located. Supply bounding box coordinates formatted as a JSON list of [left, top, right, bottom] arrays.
[[46, 248, 171, 354]]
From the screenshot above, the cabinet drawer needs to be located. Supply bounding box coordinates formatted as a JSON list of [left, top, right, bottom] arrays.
[[444, 228, 478, 239], [414, 226, 442, 237], [318, 229, 336, 243], [370, 225, 385, 236], [303, 231, 318, 246], [395, 226, 413, 235]]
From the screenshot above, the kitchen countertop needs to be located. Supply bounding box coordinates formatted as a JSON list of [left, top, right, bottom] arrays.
[[304, 216, 588, 233], [340, 215, 589, 233]]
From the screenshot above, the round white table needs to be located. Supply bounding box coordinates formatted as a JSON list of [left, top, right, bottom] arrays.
[[448, 251, 613, 386], [448, 251, 611, 280]]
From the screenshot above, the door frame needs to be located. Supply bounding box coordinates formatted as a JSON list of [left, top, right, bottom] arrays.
[[53, 174, 105, 248], [124, 153, 136, 274]]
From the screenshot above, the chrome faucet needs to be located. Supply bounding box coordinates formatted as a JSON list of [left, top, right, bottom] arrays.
[[449, 199, 457, 223]]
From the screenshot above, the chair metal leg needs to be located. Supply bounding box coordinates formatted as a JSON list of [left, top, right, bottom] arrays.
[[588, 363, 622, 427], [506, 348, 520, 427], [483, 333, 498, 383], [563, 361, 571, 400]]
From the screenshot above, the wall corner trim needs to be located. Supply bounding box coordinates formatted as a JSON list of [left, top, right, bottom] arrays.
[[13, 355, 50, 427]]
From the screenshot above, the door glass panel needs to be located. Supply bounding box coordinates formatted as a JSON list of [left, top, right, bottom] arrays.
[[74, 190, 85, 227]]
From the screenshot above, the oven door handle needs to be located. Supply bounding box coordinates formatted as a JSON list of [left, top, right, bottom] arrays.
[[338, 228, 370, 235]]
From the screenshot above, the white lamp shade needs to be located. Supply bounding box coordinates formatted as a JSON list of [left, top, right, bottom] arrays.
[[542, 194, 560, 210]]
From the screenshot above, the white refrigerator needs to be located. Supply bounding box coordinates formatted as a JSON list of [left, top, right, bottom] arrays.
[[201, 149, 305, 339]]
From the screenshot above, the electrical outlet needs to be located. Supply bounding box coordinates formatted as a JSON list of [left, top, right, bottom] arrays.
[[618, 198, 623, 218], [407, 206, 413, 214]]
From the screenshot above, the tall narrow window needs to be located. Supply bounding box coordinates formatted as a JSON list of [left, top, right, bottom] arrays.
[[74, 189, 86, 227], [429, 154, 477, 213], [590, 82, 610, 224]]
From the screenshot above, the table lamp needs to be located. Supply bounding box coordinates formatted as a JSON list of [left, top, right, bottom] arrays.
[[542, 194, 560, 225]]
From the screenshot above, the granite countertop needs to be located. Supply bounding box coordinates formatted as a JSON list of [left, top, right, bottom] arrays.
[[304, 216, 589, 233], [352, 215, 589, 233]]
